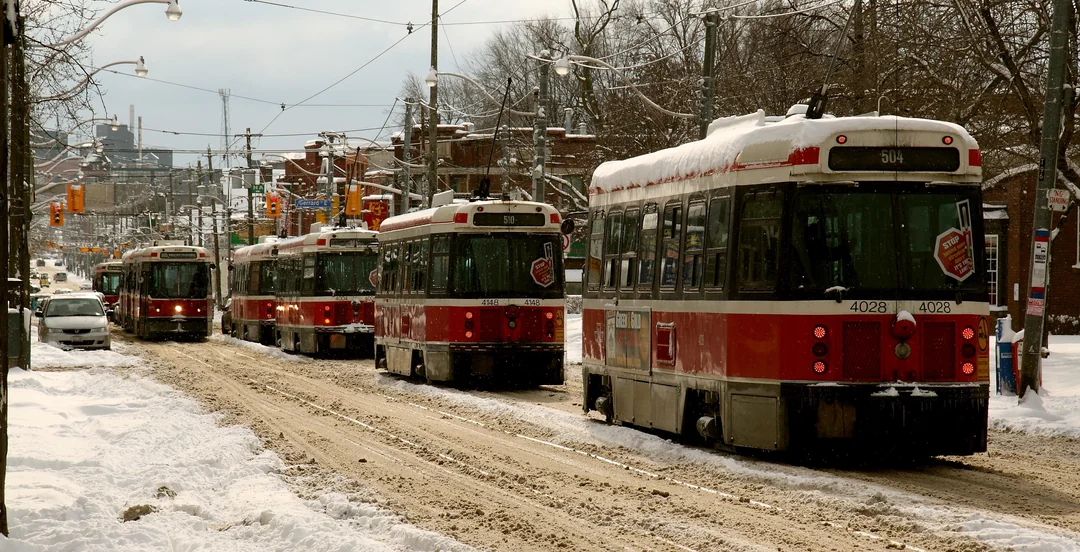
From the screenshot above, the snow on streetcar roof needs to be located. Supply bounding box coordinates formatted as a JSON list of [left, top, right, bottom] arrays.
[[590, 110, 975, 195]]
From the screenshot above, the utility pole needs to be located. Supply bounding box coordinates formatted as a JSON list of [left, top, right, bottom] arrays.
[[427, 0, 438, 207], [323, 133, 335, 224], [196, 160, 204, 247], [533, 50, 550, 203], [1, 6, 13, 535], [699, 12, 719, 139], [1019, 0, 1072, 399], [402, 100, 413, 215], [500, 124, 511, 194], [211, 199, 223, 308], [12, 12, 30, 371], [236, 128, 261, 244]]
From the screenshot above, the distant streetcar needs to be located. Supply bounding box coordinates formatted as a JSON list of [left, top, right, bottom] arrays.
[[273, 227, 379, 355], [581, 107, 990, 456], [229, 240, 279, 344], [92, 260, 123, 309], [375, 198, 567, 386], [118, 242, 215, 340]]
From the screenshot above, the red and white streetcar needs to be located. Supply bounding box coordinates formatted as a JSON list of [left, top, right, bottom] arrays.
[[375, 198, 566, 386], [581, 108, 990, 456], [229, 240, 279, 344], [274, 226, 379, 355], [118, 242, 215, 340], [92, 260, 123, 310]]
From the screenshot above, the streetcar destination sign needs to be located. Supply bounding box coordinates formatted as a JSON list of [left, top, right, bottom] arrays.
[[828, 147, 960, 172], [159, 251, 198, 259], [472, 212, 546, 227]]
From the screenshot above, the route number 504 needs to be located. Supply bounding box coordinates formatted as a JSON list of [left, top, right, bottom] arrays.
[[881, 149, 904, 164]]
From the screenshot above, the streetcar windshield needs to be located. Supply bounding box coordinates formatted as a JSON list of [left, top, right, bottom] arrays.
[[150, 263, 211, 298], [451, 234, 564, 298], [788, 185, 984, 298], [96, 273, 121, 295], [316, 251, 378, 295]]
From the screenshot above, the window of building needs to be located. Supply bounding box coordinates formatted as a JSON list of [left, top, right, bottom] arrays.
[[986, 233, 999, 306]]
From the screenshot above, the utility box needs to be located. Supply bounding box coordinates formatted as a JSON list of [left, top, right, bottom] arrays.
[[996, 316, 1015, 395], [7, 310, 25, 369]]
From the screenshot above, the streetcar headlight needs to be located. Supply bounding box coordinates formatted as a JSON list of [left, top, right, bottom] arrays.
[[324, 318, 331, 324], [174, 305, 183, 313]]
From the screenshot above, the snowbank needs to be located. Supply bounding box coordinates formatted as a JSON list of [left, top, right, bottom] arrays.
[[989, 335, 1080, 438], [565, 313, 582, 365], [1, 367, 472, 551]]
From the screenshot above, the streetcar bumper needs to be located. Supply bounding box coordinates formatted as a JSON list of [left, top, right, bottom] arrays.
[[313, 324, 375, 350], [445, 343, 564, 385], [783, 382, 989, 456], [145, 317, 211, 336]]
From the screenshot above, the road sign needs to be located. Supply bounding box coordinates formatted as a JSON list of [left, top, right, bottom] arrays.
[[562, 233, 570, 251], [251, 184, 264, 194], [295, 199, 331, 208], [1047, 188, 1070, 212], [530, 243, 556, 288], [933, 227, 974, 281]]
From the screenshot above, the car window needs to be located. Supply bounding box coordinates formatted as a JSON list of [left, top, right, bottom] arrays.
[[45, 298, 104, 317]]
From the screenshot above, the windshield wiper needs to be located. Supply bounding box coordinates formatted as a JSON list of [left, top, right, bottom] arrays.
[[824, 285, 850, 303]]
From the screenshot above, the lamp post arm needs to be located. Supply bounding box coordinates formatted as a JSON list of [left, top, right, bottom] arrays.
[[435, 72, 536, 117], [36, 60, 139, 102], [39, 0, 172, 49], [565, 55, 696, 120]]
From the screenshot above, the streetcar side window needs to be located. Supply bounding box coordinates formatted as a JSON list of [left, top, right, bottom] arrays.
[[247, 262, 260, 295], [705, 196, 731, 289], [430, 236, 450, 293], [301, 255, 315, 295], [603, 210, 623, 290], [379, 246, 393, 294], [620, 208, 640, 291], [736, 196, 783, 291], [659, 201, 683, 290], [415, 239, 429, 294], [394, 244, 405, 296], [638, 203, 658, 289], [403, 242, 414, 293], [683, 200, 706, 291], [587, 210, 604, 292]]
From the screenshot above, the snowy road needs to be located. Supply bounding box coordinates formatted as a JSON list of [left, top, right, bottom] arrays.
[[49, 328, 1070, 552]]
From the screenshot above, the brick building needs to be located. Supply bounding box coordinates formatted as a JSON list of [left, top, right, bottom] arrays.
[[278, 140, 368, 235], [983, 170, 1080, 334], [390, 124, 597, 212]]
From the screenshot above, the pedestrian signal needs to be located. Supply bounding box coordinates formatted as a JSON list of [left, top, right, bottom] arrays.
[[345, 184, 362, 215], [50, 202, 65, 226], [67, 184, 85, 213]]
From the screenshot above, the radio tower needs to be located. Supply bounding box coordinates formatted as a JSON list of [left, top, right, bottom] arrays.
[[219, 88, 231, 168]]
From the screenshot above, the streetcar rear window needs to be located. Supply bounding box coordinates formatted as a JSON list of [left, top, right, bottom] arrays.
[[316, 251, 378, 296], [451, 234, 563, 298], [150, 263, 210, 299]]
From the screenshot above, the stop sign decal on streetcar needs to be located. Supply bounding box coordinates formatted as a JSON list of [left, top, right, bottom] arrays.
[[530, 243, 556, 288], [934, 228, 974, 281]]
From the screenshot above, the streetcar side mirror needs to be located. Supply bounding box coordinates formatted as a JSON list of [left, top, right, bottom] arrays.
[[560, 218, 575, 235]]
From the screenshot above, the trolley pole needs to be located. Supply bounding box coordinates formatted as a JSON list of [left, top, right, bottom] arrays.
[[533, 50, 550, 203], [401, 100, 413, 215], [1019, 0, 1072, 399], [699, 12, 718, 139]]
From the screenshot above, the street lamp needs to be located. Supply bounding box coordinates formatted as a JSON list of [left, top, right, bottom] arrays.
[[37, 0, 183, 49], [550, 54, 695, 120], [37, 59, 149, 102]]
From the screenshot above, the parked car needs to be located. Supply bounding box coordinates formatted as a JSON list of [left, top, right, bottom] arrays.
[[78, 282, 92, 290], [36, 259, 45, 267], [53, 289, 72, 295], [55, 272, 67, 282], [54, 260, 64, 267], [39, 275, 50, 288], [36, 293, 111, 350], [220, 298, 232, 336]]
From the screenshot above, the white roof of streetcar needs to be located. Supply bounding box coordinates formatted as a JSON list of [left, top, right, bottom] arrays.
[[591, 109, 981, 198], [379, 200, 562, 235], [275, 226, 378, 255]]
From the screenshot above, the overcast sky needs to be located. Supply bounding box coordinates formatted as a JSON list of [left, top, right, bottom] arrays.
[[77, 0, 573, 167]]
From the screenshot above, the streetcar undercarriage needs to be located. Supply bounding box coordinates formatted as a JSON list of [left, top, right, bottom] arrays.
[[379, 342, 564, 387]]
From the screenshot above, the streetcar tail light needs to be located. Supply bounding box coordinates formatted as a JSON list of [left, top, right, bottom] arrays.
[[961, 343, 976, 358], [812, 342, 828, 357], [813, 325, 827, 339], [545, 311, 554, 320], [836, 135, 847, 144], [465, 311, 473, 319], [454, 213, 468, 223], [962, 326, 975, 340], [961, 362, 975, 375], [324, 305, 331, 312], [465, 330, 473, 339], [942, 135, 953, 145], [550, 213, 560, 224], [464, 320, 474, 329], [812, 360, 827, 374], [324, 318, 331, 325]]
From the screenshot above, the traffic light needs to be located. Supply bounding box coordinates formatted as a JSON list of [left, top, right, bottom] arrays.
[[49, 202, 64, 227], [265, 193, 281, 218], [67, 184, 85, 213]]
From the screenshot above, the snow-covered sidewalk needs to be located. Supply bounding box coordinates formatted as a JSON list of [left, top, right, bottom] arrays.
[[1, 347, 469, 551], [989, 335, 1080, 438]]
